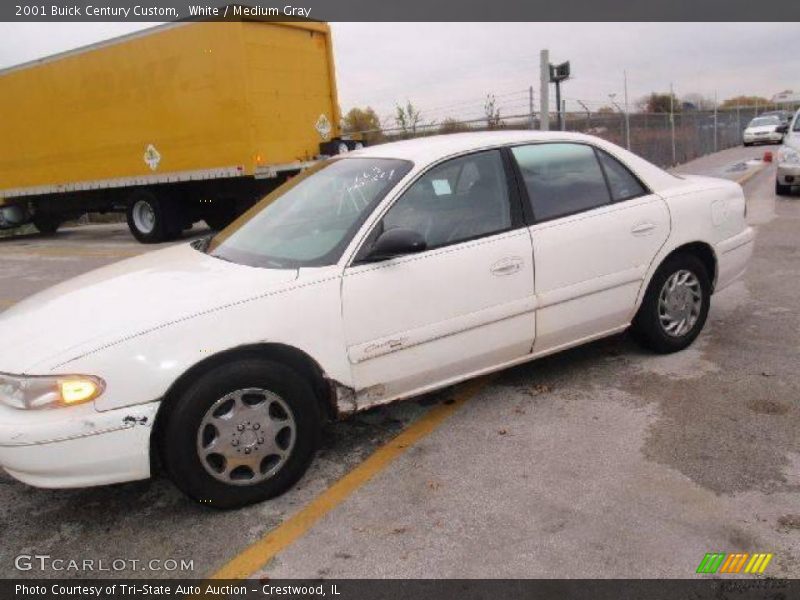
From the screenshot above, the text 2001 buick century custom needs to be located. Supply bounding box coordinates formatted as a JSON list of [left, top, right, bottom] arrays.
[[0, 132, 754, 508]]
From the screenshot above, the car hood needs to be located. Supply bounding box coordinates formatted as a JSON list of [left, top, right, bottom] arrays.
[[745, 126, 777, 134], [0, 243, 298, 373]]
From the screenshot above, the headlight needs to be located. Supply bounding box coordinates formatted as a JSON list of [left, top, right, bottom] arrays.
[[778, 146, 800, 165], [0, 372, 105, 410]]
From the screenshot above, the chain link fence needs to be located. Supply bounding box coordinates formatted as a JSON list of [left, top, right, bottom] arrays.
[[354, 105, 796, 169]]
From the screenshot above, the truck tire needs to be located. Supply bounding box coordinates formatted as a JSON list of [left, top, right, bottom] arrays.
[[32, 214, 62, 235], [775, 180, 791, 196], [159, 359, 321, 509], [126, 190, 179, 244]]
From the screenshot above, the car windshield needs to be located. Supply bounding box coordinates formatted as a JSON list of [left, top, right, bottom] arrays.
[[207, 157, 412, 269], [749, 117, 779, 127], [794, 116, 800, 132]]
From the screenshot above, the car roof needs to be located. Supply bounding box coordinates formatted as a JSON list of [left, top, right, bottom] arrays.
[[350, 130, 599, 163]]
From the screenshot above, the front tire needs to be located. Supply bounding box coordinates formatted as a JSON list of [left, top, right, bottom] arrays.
[[631, 253, 711, 354], [159, 359, 321, 509], [776, 180, 791, 196]]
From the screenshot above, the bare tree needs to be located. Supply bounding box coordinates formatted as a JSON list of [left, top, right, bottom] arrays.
[[395, 101, 422, 137], [439, 118, 470, 134], [484, 93, 503, 129]]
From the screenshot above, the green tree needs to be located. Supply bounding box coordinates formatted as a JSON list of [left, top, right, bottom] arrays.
[[342, 106, 384, 143]]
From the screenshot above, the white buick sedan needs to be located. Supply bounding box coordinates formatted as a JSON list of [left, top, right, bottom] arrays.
[[0, 132, 754, 508]]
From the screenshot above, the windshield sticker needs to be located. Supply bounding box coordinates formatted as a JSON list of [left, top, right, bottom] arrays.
[[143, 144, 161, 171], [432, 179, 452, 196]]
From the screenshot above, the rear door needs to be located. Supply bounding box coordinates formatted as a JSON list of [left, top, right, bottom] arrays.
[[510, 142, 670, 353], [341, 149, 535, 406]]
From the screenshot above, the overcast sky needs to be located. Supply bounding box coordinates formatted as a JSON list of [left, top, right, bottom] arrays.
[[0, 22, 797, 127]]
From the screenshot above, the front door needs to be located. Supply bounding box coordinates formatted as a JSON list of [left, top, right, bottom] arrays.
[[341, 149, 536, 407]]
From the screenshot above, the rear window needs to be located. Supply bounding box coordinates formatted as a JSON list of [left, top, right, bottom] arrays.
[[596, 149, 648, 201]]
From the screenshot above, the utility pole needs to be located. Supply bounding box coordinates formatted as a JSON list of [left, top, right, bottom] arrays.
[[529, 86, 535, 130], [670, 82, 677, 165], [577, 99, 591, 129], [540, 49, 550, 131], [609, 93, 625, 142], [737, 104, 741, 135], [541, 51, 570, 132], [623, 69, 631, 150], [713, 90, 718, 153], [555, 81, 562, 130]]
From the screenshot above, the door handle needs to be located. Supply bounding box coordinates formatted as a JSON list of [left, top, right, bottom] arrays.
[[631, 222, 656, 235], [490, 257, 523, 276]]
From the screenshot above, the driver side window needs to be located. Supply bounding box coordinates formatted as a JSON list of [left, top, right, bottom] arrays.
[[381, 150, 512, 249]]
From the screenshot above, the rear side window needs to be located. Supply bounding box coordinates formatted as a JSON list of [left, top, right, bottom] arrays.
[[511, 143, 610, 222], [596, 149, 647, 201]]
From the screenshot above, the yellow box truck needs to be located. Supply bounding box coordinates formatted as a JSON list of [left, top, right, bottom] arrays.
[[0, 19, 355, 242]]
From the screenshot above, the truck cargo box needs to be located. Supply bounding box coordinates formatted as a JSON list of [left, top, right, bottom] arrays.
[[0, 20, 347, 242]]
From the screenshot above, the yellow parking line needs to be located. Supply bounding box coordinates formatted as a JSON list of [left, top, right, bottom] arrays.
[[210, 376, 490, 579], [735, 163, 767, 186]]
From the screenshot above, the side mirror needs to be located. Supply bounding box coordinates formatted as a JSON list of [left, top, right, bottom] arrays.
[[777, 124, 789, 134], [363, 228, 426, 262]]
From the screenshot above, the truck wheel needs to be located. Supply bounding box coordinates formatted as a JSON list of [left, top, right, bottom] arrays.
[[776, 180, 791, 196], [126, 190, 179, 243], [159, 359, 321, 509], [630, 253, 711, 354], [32, 214, 62, 235]]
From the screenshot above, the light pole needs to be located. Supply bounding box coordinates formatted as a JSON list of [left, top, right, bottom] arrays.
[[623, 70, 631, 150]]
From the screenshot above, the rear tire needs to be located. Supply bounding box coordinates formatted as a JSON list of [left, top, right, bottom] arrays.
[[126, 190, 180, 243], [776, 180, 791, 196], [32, 214, 61, 235], [159, 359, 321, 509], [630, 253, 711, 354]]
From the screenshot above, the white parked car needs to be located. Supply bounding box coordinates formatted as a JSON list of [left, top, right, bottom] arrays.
[[0, 132, 755, 508], [742, 115, 785, 146], [776, 109, 800, 196]]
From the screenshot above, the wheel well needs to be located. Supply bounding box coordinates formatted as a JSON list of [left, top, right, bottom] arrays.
[[665, 242, 718, 291], [150, 343, 334, 474]]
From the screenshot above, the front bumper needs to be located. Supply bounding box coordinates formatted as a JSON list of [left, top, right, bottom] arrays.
[[777, 162, 800, 186], [743, 133, 783, 144], [0, 400, 158, 488]]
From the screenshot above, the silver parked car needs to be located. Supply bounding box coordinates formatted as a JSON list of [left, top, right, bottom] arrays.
[[743, 115, 784, 146], [776, 109, 800, 196]]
